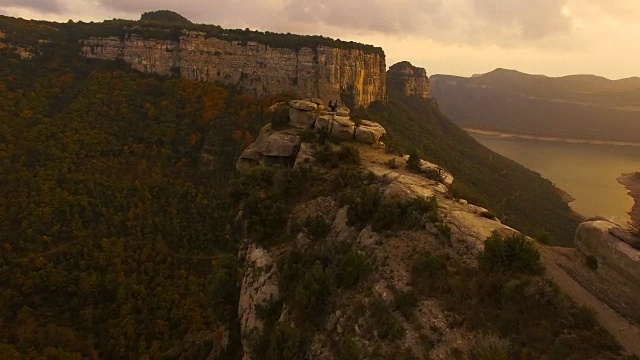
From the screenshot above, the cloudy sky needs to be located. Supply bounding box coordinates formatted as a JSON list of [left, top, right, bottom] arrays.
[[1, 0, 639, 79]]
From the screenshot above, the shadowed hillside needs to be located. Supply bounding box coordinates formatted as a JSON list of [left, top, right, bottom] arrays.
[[431, 69, 640, 143], [352, 82, 582, 245]]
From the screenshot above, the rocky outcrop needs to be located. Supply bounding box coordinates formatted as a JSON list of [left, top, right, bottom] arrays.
[[235, 99, 386, 173], [236, 124, 301, 174], [238, 244, 280, 360], [81, 32, 387, 107], [355, 120, 386, 145], [575, 218, 640, 282], [388, 61, 430, 99]]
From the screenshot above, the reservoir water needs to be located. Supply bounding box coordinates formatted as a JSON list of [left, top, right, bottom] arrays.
[[471, 133, 640, 220]]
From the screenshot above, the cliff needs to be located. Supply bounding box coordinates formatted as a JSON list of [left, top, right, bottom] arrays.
[[387, 61, 430, 99], [232, 98, 635, 359], [81, 31, 387, 107]]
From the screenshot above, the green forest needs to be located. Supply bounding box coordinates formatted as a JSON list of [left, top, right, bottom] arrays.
[[0, 29, 287, 357]]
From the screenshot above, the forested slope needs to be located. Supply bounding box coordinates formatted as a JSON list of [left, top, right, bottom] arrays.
[[353, 85, 582, 244], [0, 31, 284, 358]]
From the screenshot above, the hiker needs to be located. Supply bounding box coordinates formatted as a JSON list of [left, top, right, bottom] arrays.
[[328, 100, 334, 112]]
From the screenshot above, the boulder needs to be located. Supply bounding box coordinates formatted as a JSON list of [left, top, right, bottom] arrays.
[[236, 124, 301, 173], [331, 119, 355, 141], [401, 155, 454, 186], [306, 98, 325, 106], [333, 116, 353, 127], [315, 114, 333, 132], [336, 106, 350, 117], [269, 101, 288, 112], [575, 220, 640, 282], [293, 142, 315, 168], [355, 122, 386, 144], [289, 108, 317, 129], [288, 99, 317, 111]]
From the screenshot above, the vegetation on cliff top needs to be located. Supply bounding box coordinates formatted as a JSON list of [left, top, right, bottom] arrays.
[[0, 13, 384, 55], [140, 10, 192, 25]]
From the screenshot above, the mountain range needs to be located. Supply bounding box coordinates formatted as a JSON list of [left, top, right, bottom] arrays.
[[431, 68, 640, 143]]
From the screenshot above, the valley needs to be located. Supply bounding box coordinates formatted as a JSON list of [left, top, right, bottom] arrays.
[[471, 133, 640, 222]]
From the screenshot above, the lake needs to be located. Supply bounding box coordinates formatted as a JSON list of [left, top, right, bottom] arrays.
[[471, 133, 640, 221]]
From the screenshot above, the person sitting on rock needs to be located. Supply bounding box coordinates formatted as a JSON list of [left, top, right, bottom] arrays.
[[328, 100, 334, 112]]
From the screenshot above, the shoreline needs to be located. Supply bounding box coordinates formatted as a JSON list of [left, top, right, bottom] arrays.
[[465, 128, 640, 147], [617, 172, 640, 223]]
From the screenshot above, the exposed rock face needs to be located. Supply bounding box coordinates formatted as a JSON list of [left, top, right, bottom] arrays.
[[238, 244, 280, 360], [81, 32, 387, 107], [575, 219, 640, 282], [388, 61, 430, 99], [355, 120, 386, 145], [289, 108, 317, 129], [331, 116, 355, 141], [236, 99, 387, 173], [236, 124, 301, 173]]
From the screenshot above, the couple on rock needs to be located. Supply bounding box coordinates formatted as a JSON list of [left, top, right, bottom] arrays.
[[327, 100, 339, 112]]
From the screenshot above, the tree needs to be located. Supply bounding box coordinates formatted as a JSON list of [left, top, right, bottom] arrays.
[[406, 149, 421, 171]]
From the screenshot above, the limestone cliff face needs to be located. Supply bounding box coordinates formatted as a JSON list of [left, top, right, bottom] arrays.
[[81, 32, 386, 107], [387, 61, 430, 99]]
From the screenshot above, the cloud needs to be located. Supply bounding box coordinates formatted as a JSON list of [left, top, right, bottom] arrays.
[[0, 0, 66, 13], [88, 0, 576, 46], [471, 0, 571, 40]]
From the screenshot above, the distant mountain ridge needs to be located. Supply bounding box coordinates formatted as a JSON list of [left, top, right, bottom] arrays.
[[431, 69, 640, 143]]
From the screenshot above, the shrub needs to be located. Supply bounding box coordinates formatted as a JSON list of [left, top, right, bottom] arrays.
[[386, 158, 398, 169], [337, 145, 361, 165], [265, 321, 303, 360], [270, 104, 291, 129], [585, 255, 598, 271], [392, 289, 419, 319], [369, 298, 405, 341], [303, 214, 331, 241], [421, 167, 445, 183], [479, 232, 544, 276], [279, 243, 370, 323], [406, 149, 421, 171], [315, 144, 361, 168], [344, 186, 384, 226], [457, 333, 510, 360], [480, 211, 497, 220]]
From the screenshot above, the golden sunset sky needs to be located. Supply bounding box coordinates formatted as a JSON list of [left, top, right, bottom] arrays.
[[1, 0, 638, 79]]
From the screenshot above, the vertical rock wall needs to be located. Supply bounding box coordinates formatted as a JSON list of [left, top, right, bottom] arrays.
[[81, 31, 387, 107], [387, 61, 430, 99]]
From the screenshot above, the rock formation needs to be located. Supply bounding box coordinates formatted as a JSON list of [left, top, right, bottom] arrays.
[[233, 100, 640, 359], [575, 218, 640, 282], [82, 32, 387, 107], [235, 99, 386, 173], [387, 61, 430, 99], [238, 244, 280, 360]]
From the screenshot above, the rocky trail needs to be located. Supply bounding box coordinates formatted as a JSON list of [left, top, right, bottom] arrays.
[[539, 246, 640, 357]]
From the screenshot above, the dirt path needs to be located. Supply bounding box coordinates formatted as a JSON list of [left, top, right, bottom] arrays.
[[539, 246, 640, 357]]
